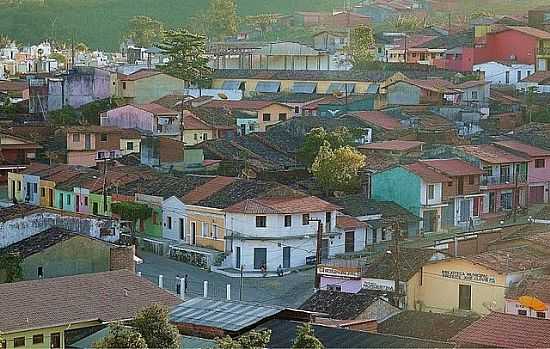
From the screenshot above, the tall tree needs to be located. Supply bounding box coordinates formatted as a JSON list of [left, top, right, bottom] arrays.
[[245, 14, 277, 38], [125, 16, 165, 47], [111, 201, 152, 235], [216, 330, 272, 349], [156, 28, 212, 86], [203, 0, 239, 40], [93, 323, 147, 349], [346, 24, 376, 70], [133, 304, 179, 349], [292, 323, 324, 349], [299, 127, 357, 168], [311, 144, 366, 196]]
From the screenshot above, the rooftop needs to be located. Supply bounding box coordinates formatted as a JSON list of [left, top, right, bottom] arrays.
[[507, 275, 550, 305], [458, 144, 529, 164], [0, 203, 42, 223], [0, 80, 28, 92], [359, 140, 424, 152], [300, 290, 388, 320], [420, 159, 484, 176], [0, 227, 81, 258], [132, 103, 179, 115], [494, 140, 550, 158], [405, 162, 452, 183], [364, 248, 441, 282], [464, 246, 550, 274], [451, 312, 550, 348], [0, 270, 181, 334], [350, 111, 402, 130], [336, 215, 368, 230], [499, 26, 550, 40], [118, 69, 163, 81], [225, 195, 339, 214], [182, 176, 236, 204], [520, 71, 550, 84], [326, 195, 420, 223], [117, 174, 213, 199]]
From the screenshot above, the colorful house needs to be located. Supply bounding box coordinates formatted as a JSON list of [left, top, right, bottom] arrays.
[[494, 140, 550, 204], [112, 69, 186, 104], [371, 162, 452, 233]]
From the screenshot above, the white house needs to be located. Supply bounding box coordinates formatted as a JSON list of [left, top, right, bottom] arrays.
[[224, 196, 339, 272], [474, 61, 535, 87], [329, 215, 368, 257], [516, 71, 550, 93]]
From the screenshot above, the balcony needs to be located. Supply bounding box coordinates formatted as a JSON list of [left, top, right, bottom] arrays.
[[537, 47, 550, 57], [481, 174, 527, 186], [156, 123, 181, 136]]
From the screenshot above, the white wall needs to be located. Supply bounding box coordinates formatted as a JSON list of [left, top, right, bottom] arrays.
[[330, 226, 367, 256], [162, 196, 187, 242], [420, 181, 443, 206], [474, 62, 534, 86]]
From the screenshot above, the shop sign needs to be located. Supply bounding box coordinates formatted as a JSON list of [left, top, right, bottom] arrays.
[[317, 265, 361, 279], [441, 270, 496, 284]]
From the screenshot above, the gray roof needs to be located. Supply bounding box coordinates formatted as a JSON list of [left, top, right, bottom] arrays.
[[170, 298, 284, 332], [256, 81, 281, 93], [221, 80, 243, 90], [327, 82, 356, 94], [291, 82, 318, 94]]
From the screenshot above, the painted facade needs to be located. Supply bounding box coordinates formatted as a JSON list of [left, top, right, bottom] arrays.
[[113, 72, 185, 104]]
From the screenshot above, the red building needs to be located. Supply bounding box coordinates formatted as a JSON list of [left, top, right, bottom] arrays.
[[474, 26, 550, 66], [0, 133, 41, 183]]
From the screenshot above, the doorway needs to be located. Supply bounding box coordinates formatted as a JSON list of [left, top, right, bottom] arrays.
[[253, 248, 267, 270], [50, 333, 61, 349], [179, 218, 185, 240], [191, 222, 196, 245], [236, 246, 241, 269], [345, 231, 355, 253], [459, 284, 472, 310], [321, 239, 329, 260], [283, 246, 291, 269], [459, 199, 471, 223]]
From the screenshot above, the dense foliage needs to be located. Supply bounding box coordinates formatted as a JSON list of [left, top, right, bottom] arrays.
[[292, 323, 324, 349], [111, 201, 153, 233], [0, 253, 23, 283], [93, 323, 148, 349], [299, 127, 357, 168], [133, 304, 179, 349], [216, 329, 272, 349]]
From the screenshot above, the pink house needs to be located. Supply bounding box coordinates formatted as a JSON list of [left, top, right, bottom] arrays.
[[494, 140, 550, 204], [100, 103, 181, 140]]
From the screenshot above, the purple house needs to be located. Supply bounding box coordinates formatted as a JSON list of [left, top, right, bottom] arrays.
[[494, 140, 550, 204]]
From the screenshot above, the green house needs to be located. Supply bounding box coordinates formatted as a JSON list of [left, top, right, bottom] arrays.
[[89, 192, 112, 216]]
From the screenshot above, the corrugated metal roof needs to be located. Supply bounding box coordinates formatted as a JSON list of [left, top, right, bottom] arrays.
[[326, 83, 356, 94], [366, 83, 380, 94], [221, 80, 243, 90], [256, 81, 281, 93], [170, 298, 283, 331], [291, 82, 317, 94]]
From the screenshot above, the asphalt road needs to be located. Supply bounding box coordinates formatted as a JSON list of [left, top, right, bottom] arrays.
[[137, 251, 315, 308]]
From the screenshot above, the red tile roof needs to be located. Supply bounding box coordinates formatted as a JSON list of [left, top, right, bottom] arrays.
[[359, 140, 424, 152], [133, 103, 179, 115], [0, 270, 181, 333], [459, 144, 529, 164], [182, 176, 236, 204], [225, 196, 340, 214], [504, 26, 550, 40], [520, 71, 550, 83], [351, 111, 402, 130], [184, 114, 211, 130], [395, 35, 437, 49], [405, 162, 451, 183], [494, 140, 550, 158], [420, 159, 484, 176], [464, 247, 550, 274], [0, 80, 28, 92], [451, 312, 550, 348], [118, 69, 162, 81], [406, 79, 459, 94], [336, 215, 368, 230], [507, 275, 550, 305]]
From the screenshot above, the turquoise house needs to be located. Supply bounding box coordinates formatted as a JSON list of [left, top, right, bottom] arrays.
[[54, 188, 77, 212], [371, 163, 450, 234]]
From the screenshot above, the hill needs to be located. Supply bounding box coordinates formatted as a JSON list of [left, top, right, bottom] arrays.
[[0, 0, 342, 50]]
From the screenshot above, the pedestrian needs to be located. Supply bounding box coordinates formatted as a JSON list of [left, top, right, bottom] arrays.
[[277, 264, 283, 277], [184, 274, 189, 294], [260, 264, 267, 277], [176, 274, 181, 295]]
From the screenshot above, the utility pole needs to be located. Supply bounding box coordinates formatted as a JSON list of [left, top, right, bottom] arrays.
[[513, 164, 520, 223], [392, 221, 401, 307], [102, 157, 108, 214], [312, 219, 324, 289], [239, 264, 244, 301]]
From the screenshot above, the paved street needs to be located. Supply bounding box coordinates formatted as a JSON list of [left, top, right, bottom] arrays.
[[136, 251, 315, 308]]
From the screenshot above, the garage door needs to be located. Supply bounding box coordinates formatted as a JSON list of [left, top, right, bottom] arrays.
[[529, 186, 545, 204]]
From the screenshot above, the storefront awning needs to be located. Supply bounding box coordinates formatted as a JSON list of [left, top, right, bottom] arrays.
[[255, 81, 281, 93]]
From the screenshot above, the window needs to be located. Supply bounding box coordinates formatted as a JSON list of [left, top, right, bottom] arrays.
[[32, 335, 44, 345], [72, 133, 80, 142], [518, 309, 527, 316], [84, 196, 88, 206], [345, 231, 355, 252], [212, 224, 219, 239], [505, 71, 510, 84], [381, 228, 387, 241], [536, 159, 545, 168], [100, 133, 108, 142], [262, 113, 271, 121], [517, 70, 522, 82], [167, 216, 172, 229], [122, 82, 127, 89], [471, 90, 478, 100], [256, 215, 267, 228], [13, 337, 25, 348], [326, 212, 331, 227], [97, 151, 104, 159], [428, 185, 435, 200], [284, 215, 292, 227], [501, 192, 513, 210], [127, 142, 134, 150], [41, 188, 45, 197], [294, 106, 300, 113], [202, 222, 209, 237], [203, 133, 208, 140], [448, 181, 453, 187], [152, 212, 158, 225], [33, 183, 37, 193], [37, 266, 43, 278], [327, 284, 341, 291], [194, 133, 198, 140], [469, 175, 475, 185], [17, 181, 21, 191], [537, 311, 547, 319], [278, 113, 287, 121], [302, 214, 310, 225], [484, 166, 493, 177], [527, 70, 532, 76], [66, 195, 71, 205]]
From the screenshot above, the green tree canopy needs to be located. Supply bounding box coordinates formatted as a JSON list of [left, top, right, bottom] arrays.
[[311, 144, 366, 196], [201, 0, 239, 40], [111, 201, 152, 234], [292, 323, 324, 349], [125, 16, 165, 47], [133, 304, 179, 349], [93, 323, 147, 349], [156, 27, 212, 86], [299, 127, 357, 167], [346, 24, 376, 70], [48, 106, 79, 126], [216, 329, 272, 349]]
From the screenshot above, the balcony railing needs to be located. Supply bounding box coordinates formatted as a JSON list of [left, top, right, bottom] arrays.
[[481, 174, 527, 186], [156, 124, 181, 135], [537, 47, 550, 56]]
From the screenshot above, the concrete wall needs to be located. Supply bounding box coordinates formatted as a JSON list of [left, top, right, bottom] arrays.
[[101, 104, 155, 132], [372, 167, 421, 216], [134, 73, 185, 104], [330, 226, 367, 256], [474, 62, 534, 86], [386, 81, 421, 105]]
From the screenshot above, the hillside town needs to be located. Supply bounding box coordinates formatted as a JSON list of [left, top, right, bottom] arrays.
[[2, 0, 550, 348]]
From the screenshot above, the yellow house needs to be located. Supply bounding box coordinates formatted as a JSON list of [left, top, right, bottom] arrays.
[[0, 270, 181, 349], [186, 204, 226, 251], [113, 69, 185, 104], [7, 171, 24, 202], [414, 247, 550, 315]]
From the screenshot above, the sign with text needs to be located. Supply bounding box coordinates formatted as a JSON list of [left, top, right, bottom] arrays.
[[317, 265, 361, 279], [441, 270, 496, 284], [362, 278, 396, 292]]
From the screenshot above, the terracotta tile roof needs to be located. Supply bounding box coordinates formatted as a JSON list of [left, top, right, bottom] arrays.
[[454, 80, 489, 89], [494, 140, 550, 158], [523, 231, 550, 249], [464, 247, 550, 274], [520, 71, 550, 83], [67, 125, 127, 134], [402, 79, 458, 94], [132, 103, 179, 115], [336, 215, 368, 230], [507, 275, 550, 304], [225, 196, 340, 214], [405, 162, 451, 183], [0, 270, 181, 334], [0, 204, 43, 223], [21, 162, 50, 175], [300, 290, 387, 320], [420, 159, 484, 176], [203, 100, 285, 111], [394, 35, 437, 50], [182, 176, 236, 204], [459, 144, 529, 164], [364, 248, 440, 281], [503, 26, 550, 40], [118, 69, 162, 81], [0, 80, 28, 92], [359, 140, 424, 152], [184, 114, 211, 130], [351, 111, 402, 130], [0, 227, 79, 258], [451, 312, 550, 348]]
